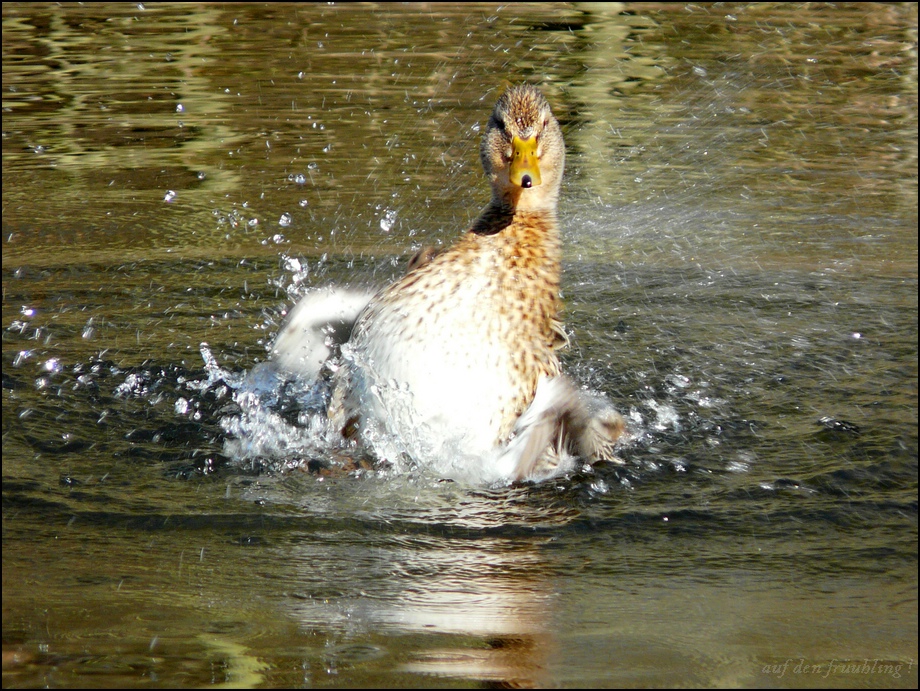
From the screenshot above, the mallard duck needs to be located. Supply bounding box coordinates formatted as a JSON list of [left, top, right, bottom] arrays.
[[271, 85, 624, 483]]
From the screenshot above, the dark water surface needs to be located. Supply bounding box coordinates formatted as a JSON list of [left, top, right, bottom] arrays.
[[3, 2, 917, 688]]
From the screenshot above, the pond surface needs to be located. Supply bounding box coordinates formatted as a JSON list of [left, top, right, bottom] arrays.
[[2, 2, 917, 688]]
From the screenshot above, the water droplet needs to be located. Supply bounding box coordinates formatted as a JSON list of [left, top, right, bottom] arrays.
[[590, 480, 609, 494], [380, 208, 397, 232], [164, 190, 177, 202], [299, 199, 309, 207], [284, 257, 303, 273], [667, 373, 690, 389], [176, 103, 184, 113], [279, 213, 292, 227]]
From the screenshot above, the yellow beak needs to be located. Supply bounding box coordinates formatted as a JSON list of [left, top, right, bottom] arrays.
[[509, 135, 541, 188]]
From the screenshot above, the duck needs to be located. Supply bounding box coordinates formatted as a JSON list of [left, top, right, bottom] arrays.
[[268, 85, 625, 483]]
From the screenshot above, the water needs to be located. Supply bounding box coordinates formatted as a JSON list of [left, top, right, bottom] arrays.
[[3, 2, 917, 687]]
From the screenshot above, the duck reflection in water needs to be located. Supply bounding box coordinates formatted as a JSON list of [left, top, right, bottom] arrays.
[[266, 85, 625, 484], [279, 500, 565, 687]]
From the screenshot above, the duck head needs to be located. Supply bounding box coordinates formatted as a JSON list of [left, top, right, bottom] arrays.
[[480, 85, 565, 212]]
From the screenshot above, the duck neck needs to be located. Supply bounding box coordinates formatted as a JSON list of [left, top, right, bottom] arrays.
[[471, 198, 559, 238], [470, 201, 562, 290], [491, 183, 560, 214]]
